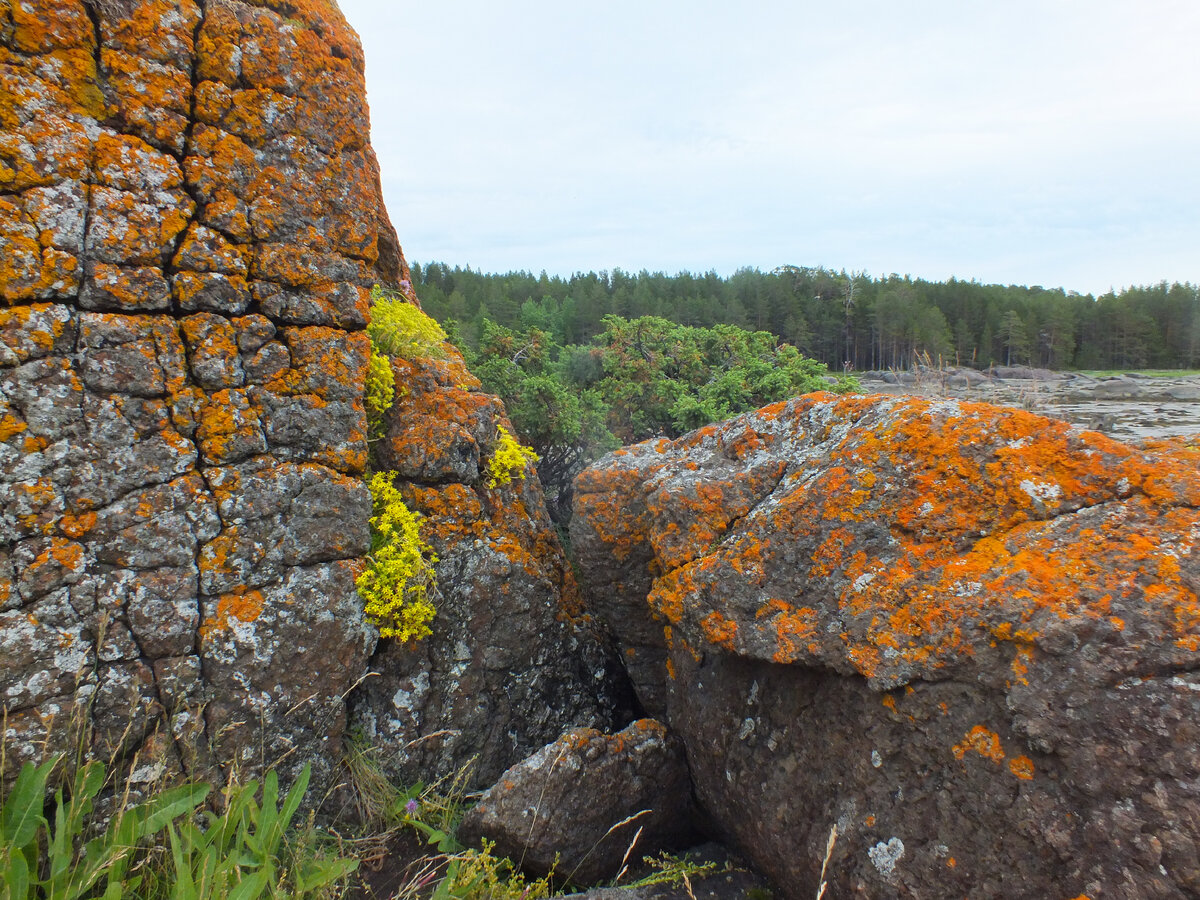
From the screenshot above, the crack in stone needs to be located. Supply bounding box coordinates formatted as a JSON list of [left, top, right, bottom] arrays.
[[163, 0, 211, 321], [181, 0, 217, 779]]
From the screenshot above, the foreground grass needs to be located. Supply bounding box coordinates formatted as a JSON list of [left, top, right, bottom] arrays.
[[0, 742, 723, 900], [0, 755, 353, 899]]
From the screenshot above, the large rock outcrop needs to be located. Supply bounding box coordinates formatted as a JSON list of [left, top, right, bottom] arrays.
[[572, 393, 1200, 898], [350, 344, 633, 788], [0, 0, 396, 789], [2, 0, 631, 803]]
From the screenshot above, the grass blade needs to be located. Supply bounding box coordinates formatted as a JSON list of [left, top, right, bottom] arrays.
[[1, 758, 57, 847]]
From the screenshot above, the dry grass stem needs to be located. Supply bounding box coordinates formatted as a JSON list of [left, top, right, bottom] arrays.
[[816, 822, 838, 900], [612, 824, 645, 883]]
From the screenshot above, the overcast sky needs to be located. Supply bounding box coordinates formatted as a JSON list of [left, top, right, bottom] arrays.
[[337, 1, 1200, 296]]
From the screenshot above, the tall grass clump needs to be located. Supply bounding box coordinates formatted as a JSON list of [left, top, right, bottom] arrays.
[[0, 752, 355, 899]]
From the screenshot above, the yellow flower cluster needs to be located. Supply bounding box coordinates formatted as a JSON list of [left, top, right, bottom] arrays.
[[364, 349, 395, 435], [367, 287, 447, 359], [487, 427, 539, 488], [356, 472, 438, 642]]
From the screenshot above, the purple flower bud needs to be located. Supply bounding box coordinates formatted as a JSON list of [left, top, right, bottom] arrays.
[[405, 798, 419, 815]]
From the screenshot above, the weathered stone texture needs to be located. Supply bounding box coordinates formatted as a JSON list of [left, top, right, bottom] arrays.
[[350, 347, 634, 788], [573, 393, 1200, 898], [0, 0, 395, 788]]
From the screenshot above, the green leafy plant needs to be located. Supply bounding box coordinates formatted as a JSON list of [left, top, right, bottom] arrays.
[[622, 850, 718, 890], [1, 755, 209, 900], [163, 764, 355, 899], [356, 471, 438, 642], [432, 839, 553, 900], [0, 754, 354, 900]]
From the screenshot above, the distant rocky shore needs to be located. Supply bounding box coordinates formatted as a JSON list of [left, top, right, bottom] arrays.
[[857, 366, 1200, 440]]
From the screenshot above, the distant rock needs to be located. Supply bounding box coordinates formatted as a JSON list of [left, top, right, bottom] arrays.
[[990, 365, 1066, 380], [459, 719, 697, 885], [573, 393, 1200, 898], [1166, 384, 1200, 401], [1073, 376, 1148, 401]]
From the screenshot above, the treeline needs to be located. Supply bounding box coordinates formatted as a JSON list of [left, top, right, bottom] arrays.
[[412, 263, 1200, 372]]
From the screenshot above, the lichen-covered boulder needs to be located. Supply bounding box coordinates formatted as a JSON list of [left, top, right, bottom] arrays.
[[350, 345, 634, 787], [0, 0, 397, 790], [572, 393, 1200, 898], [458, 719, 697, 886]]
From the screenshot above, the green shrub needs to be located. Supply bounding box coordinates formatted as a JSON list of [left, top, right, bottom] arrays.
[[356, 471, 438, 642]]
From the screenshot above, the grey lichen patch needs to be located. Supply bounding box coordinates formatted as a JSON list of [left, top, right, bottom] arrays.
[[869, 837, 905, 880]]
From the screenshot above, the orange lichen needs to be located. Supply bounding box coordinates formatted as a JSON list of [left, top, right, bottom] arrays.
[[0, 413, 27, 442], [808, 526, 856, 579], [200, 588, 266, 641], [195, 388, 263, 464], [1008, 756, 1035, 781], [23, 538, 85, 586], [758, 600, 819, 663], [699, 611, 738, 649], [953, 725, 1006, 764]]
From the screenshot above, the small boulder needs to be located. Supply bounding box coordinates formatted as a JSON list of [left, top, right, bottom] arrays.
[[458, 719, 697, 886]]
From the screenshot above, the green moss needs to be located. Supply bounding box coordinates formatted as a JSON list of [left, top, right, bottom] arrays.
[[486, 426, 539, 488], [357, 472, 437, 642]]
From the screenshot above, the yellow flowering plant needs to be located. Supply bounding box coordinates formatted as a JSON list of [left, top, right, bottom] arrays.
[[356, 472, 437, 642], [368, 287, 447, 360], [364, 349, 395, 436], [486, 427, 539, 488]]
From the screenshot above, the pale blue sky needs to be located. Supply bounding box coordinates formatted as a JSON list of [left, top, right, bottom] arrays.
[[338, 1, 1200, 296]]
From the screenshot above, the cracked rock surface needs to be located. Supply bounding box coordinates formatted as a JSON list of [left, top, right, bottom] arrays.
[[572, 392, 1200, 898], [0, 0, 395, 791]]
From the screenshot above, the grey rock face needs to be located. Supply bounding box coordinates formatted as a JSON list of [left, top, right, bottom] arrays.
[[0, 0, 391, 791], [350, 351, 635, 789]]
